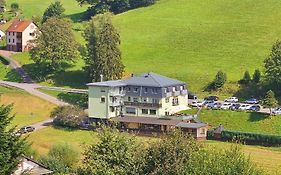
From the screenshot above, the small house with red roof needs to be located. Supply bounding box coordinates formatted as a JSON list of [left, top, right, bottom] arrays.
[[6, 19, 37, 52]]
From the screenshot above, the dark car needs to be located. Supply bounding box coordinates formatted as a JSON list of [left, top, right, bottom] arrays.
[[229, 103, 241, 110], [248, 105, 261, 112], [204, 96, 219, 101], [18, 126, 35, 134], [188, 92, 197, 100]]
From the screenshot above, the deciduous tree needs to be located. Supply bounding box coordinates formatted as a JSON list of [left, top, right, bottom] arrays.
[[0, 104, 27, 175], [42, 1, 65, 23], [84, 13, 124, 82], [30, 17, 79, 75]]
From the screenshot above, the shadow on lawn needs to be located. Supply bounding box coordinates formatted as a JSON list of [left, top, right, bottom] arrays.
[[57, 92, 88, 109], [66, 11, 88, 23], [248, 112, 268, 122], [4, 69, 22, 82]]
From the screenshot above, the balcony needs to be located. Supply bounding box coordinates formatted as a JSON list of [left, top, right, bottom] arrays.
[[109, 91, 125, 97], [165, 92, 172, 97], [172, 91, 180, 96], [124, 101, 162, 108], [181, 89, 188, 95], [109, 101, 122, 107]]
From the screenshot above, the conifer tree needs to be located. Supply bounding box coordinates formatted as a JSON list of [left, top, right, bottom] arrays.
[[84, 13, 124, 82]]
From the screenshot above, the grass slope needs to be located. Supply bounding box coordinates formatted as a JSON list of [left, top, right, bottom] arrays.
[[113, 0, 281, 96], [0, 86, 56, 128], [196, 109, 281, 135]]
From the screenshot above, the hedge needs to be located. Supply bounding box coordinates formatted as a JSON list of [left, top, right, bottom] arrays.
[[221, 130, 281, 145]]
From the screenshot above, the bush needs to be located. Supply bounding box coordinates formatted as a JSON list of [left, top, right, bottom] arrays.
[[207, 70, 227, 91], [253, 69, 261, 83], [39, 143, 79, 174], [221, 130, 281, 146], [51, 106, 87, 128], [10, 3, 19, 12], [239, 70, 251, 84]]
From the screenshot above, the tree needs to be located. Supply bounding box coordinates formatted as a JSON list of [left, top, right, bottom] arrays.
[[10, 3, 19, 12], [209, 70, 227, 90], [264, 40, 281, 85], [84, 13, 124, 82], [253, 69, 261, 83], [0, 104, 27, 175], [78, 127, 142, 175], [30, 17, 79, 75], [42, 1, 65, 23], [262, 90, 278, 115], [40, 143, 79, 174], [51, 105, 86, 128], [239, 70, 251, 84]]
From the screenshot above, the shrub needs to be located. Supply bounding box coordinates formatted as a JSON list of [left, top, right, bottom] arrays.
[[253, 69, 261, 83], [207, 70, 227, 91], [239, 70, 251, 84], [51, 105, 87, 128], [10, 3, 19, 12]]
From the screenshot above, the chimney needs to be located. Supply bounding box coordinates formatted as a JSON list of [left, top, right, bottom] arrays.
[[100, 74, 103, 82]]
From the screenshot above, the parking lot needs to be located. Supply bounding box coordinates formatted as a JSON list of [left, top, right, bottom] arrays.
[[188, 96, 279, 115]]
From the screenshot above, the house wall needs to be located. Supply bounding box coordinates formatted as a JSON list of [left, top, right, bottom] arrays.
[[196, 127, 208, 139], [88, 86, 109, 119], [21, 23, 37, 51], [159, 94, 188, 116]]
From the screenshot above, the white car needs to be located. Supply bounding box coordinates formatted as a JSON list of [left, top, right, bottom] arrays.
[[220, 102, 232, 110], [273, 107, 281, 115], [190, 101, 204, 107], [238, 104, 251, 111], [224, 97, 239, 103]]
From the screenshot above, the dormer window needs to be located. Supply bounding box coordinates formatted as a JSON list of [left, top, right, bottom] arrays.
[[134, 88, 138, 92], [180, 86, 183, 90], [152, 88, 157, 94], [172, 87, 176, 92], [144, 88, 148, 93]]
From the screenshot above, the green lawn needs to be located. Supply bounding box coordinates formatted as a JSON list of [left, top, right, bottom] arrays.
[[0, 56, 22, 82], [193, 109, 281, 135], [0, 86, 56, 128]]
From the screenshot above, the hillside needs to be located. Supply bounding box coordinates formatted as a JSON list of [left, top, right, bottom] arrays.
[[4, 0, 281, 97], [113, 0, 281, 96]]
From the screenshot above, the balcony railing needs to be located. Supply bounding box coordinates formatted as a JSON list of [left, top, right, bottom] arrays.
[[124, 101, 162, 108], [109, 101, 122, 107], [172, 91, 180, 96], [109, 91, 125, 97], [181, 89, 188, 95], [165, 92, 172, 97]]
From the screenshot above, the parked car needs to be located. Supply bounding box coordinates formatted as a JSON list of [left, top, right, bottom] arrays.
[[224, 97, 238, 103], [248, 105, 261, 112], [203, 100, 215, 106], [188, 92, 198, 100], [273, 107, 281, 115], [207, 102, 222, 109], [220, 102, 233, 110], [238, 104, 251, 111], [18, 126, 35, 134], [245, 98, 259, 104], [204, 96, 219, 101], [190, 101, 204, 107], [229, 103, 241, 110]]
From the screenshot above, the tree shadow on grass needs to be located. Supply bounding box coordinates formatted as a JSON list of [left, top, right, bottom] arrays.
[[248, 112, 268, 122], [4, 69, 22, 82], [52, 69, 88, 89], [52, 125, 79, 132], [233, 83, 264, 101], [66, 11, 88, 23]]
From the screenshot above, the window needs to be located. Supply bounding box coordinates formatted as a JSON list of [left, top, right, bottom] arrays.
[[29, 32, 35, 36], [143, 98, 148, 103], [134, 88, 138, 92], [12, 39, 14, 43], [172, 97, 179, 106], [13, 32, 15, 36], [128, 96, 131, 102], [144, 88, 148, 93], [150, 109, 156, 115], [119, 87, 122, 92], [110, 107, 115, 112], [152, 98, 159, 104], [126, 107, 136, 114], [165, 112, 170, 116], [165, 98, 169, 103], [142, 109, 148, 114], [128, 87, 131, 92], [100, 97, 106, 103], [8, 39, 10, 43], [200, 128, 206, 134], [152, 88, 157, 94], [133, 97, 138, 102]]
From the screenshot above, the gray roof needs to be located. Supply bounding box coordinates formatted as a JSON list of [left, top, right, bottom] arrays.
[[176, 122, 208, 129], [87, 80, 126, 87], [123, 72, 186, 87]]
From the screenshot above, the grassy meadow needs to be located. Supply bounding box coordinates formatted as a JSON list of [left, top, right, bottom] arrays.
[[0, 86, 56, 128], [5, 0, 281, 98]]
